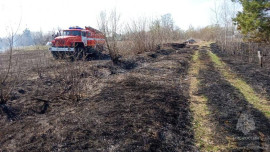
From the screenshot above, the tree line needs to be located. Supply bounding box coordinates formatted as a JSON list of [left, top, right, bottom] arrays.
[[0, 28, 54, 52]]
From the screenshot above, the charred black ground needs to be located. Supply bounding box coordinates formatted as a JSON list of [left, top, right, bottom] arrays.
[[198, 49, 270, 151], [0, 45, 197, 151], [211, 43, 270, 100], [1, 43, 270, 151]]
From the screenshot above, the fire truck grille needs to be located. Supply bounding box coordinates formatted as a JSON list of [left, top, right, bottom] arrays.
[[56, 39, 65, 45]]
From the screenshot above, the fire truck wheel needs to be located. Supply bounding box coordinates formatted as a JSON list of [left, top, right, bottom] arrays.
[[97, 45, 104, 52], [51, 51, 59, 59], [75, 47, 86, 60]]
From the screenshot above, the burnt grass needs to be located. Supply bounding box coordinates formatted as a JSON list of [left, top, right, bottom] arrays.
[[198, 49, 270, 151], [211, 43, 270, 100], [0, 46, 197, 151]]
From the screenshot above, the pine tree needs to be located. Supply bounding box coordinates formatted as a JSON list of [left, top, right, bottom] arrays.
[[21, 28, 34, 46], [232, 0, 270, 43]]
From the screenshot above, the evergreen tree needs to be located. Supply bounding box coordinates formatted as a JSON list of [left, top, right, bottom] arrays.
[[232, 0, 270, 43], [21, 28, 34, 46]]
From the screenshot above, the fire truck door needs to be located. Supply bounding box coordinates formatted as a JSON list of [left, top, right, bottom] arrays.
[[82, 32, 87, 46]]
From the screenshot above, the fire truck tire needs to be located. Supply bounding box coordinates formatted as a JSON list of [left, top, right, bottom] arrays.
[[75, 47, 86, 60], [97, 45, 104, 52], [51, 51, 59, 59]]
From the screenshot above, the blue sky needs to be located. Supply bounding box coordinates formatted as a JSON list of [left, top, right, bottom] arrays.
[[0, 0, 238, 37]]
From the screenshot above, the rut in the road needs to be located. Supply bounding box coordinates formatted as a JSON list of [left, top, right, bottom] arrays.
[[198, 49, 270, 151], [211, 43, 270, 100], [188, 49, 229, 151]]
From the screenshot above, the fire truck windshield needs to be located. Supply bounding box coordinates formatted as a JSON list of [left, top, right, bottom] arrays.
[[63, 30, 81, 36]]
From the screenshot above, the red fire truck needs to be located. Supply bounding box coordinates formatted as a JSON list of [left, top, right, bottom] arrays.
[[49, 26, 105, 59]]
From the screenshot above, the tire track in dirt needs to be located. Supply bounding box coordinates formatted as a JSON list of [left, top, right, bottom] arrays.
[[210, 43, 270, 100], [198, 49, 270, 151], [208, 50, 270, 118], [188, 48, 232, 151]]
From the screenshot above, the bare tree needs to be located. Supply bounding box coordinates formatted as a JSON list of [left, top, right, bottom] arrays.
[[125, 17, 150, 53], [161, 13, 175, 43], [0, 20, 21, 104], [98, 9, 121, 63], [210, 0, 239, 53]]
